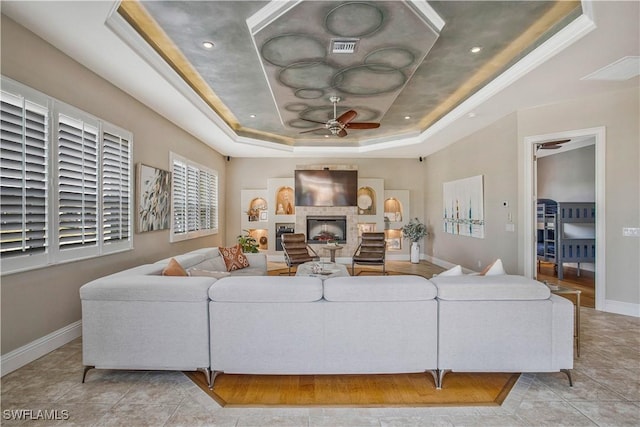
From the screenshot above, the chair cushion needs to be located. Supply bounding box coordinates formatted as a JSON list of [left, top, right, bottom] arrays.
[[209, 276, 323, 302], [323, 276, 437, 302], [431, 275, 551, 301]]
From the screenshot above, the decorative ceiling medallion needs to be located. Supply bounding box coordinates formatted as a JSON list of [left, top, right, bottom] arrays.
[[300, 105, 380, 123], [333, 64, 406, 95], [295, 88, 325, 99], [325, 2, 384, 38], [261, 34, 326, 67], [285, 102, 310, 112], [278, 61, 337, 89], [365, 47, 416, 70]]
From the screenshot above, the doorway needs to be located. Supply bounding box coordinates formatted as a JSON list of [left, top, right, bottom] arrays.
[[523, 127, 606, 311]]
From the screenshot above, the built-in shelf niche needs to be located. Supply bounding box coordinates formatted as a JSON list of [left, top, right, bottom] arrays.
[[247, 197, 267, 222], [357, 186, 376, 215], [384, 229, 403, 251], [384, 197, 403, 223], [275, 186, 295, 215], [246, 228, 268, 251]]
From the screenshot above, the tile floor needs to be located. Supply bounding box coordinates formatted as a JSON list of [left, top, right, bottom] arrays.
[[1, 307, 638, 426]]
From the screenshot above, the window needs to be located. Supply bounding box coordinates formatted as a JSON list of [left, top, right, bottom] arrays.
[[0, 78, 132, 274], [170, 152, 218, 242]]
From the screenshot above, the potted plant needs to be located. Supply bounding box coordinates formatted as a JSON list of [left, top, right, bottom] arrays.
[[401, 218, 428, 263], [237, 230, 259, 253]]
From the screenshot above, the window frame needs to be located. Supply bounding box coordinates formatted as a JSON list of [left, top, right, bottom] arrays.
[[170, 152, 218, 242], [0, 77, 133, 275]]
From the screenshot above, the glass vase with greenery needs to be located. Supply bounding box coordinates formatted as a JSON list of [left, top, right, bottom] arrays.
[[401, 218, 428, 242]]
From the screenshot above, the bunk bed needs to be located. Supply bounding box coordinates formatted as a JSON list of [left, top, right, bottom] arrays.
[[537, 199, 595, 280]]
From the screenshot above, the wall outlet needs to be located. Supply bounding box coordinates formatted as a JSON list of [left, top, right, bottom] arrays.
[[623, 227, 640, 237], [505, 223, 515, 232]]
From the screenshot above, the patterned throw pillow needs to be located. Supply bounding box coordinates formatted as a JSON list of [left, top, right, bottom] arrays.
[[219, 244, 250, 272], [162, 258, 188, 276]]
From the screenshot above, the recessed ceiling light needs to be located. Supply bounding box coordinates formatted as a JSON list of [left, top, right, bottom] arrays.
[[249, 114, 256, 118], [324, 135, 330, 138], [404, 116, 411, 120], [467, 112, 477, 118], [470, 46, 482, 54], [202, 41, 214, 49]]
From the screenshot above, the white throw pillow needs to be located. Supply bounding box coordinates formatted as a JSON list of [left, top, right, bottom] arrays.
[[188, 268, 231, 279], [437, 265, 463, 276], [481, 259, 507, 276]]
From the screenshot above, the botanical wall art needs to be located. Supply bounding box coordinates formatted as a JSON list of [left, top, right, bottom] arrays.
[[443, 175, 485, 238], [137, 163, 171, 232]]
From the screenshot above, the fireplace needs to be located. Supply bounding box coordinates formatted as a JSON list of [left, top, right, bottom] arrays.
[[307, 216, 347, 244]]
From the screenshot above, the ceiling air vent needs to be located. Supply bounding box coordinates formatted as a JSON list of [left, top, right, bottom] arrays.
[[331, 39, 358, 54]]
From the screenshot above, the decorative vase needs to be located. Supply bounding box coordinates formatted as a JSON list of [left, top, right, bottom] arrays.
[[410, 242, 420, 264]]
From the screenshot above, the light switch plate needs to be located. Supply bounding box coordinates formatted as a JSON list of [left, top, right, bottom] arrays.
[[622, 227, 640, 237]]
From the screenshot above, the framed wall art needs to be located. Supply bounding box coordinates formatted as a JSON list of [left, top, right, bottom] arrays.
[[137, 163, 171, 232], [443, 175, 485, 238]]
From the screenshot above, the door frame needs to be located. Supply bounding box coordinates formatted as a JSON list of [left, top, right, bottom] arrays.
[[523, 126, 606, 310]]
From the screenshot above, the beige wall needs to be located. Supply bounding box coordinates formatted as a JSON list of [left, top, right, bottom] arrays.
[[1, 16, 227, 354], [537, 145, 595, 203], [518, 88, 640, 307], [422, 114, 520, 273]]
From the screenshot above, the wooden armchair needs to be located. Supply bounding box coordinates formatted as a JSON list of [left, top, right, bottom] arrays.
[[351, 232, 386, 275], [281, 233, 319, 275]]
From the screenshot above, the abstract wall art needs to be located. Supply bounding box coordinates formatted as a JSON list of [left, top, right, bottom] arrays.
[[137, 163, 171, 232], [443, 175, 485, 238]]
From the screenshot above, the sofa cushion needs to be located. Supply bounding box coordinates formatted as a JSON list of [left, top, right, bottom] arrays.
[[219, 245, 250, 271], [209, 276, 323, 302], [188, 268, 231, 279], [323, 276, 438, 302], [431, 274, 551, 301], [437, 265, 463, 276], [481, 258, 507, 275], [155, 253, 207, 270], [80, 275, 215, 302], [162, 258, 188, 276]]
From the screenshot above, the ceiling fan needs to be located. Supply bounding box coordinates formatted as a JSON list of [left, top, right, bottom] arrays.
[[299, 96, 380, 137], [536, 139, 571, 150]]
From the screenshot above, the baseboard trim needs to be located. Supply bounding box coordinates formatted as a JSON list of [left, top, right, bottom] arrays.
[[604, 300, 640, 318], [1, 320, 82, 376]]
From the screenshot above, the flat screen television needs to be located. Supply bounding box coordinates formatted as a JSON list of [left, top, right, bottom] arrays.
[[294, 170, 358, 207]]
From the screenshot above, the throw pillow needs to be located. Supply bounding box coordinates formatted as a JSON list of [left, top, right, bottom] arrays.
[[219, 244, 250, 272], [188, 268, 231, 279], [437, 264, 463, 277], [481, 258, 507, 276], [162, 258, 188, 276]]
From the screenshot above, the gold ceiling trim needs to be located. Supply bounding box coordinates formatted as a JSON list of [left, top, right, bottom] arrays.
[[418, 0, 580, 130], [117, 0, 294, 146]]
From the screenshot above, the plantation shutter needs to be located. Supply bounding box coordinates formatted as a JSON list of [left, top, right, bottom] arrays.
[[0, 92, 49, 258], [172, 159, 187, 234], [57, 114, 98, 250], [102, 129, 131, 245], [170, 153, 218, 241]]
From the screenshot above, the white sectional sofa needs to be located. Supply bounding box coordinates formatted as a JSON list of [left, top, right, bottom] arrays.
[[209, 275, 439, 386], [79, 248, 574, 390], [430, 274, 574, 388], [80, 247, 267, 385]]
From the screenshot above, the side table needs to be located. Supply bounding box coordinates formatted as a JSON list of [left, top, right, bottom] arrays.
[[547, 283, 581, 357], [321, 245, 343, 263]]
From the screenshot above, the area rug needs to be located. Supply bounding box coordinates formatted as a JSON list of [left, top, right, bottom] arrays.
[[185, 371, 520, 407], [267, 267, 400, 276]]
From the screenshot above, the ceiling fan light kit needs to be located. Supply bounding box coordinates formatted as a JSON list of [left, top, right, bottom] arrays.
[[299, 96, 380, 137]]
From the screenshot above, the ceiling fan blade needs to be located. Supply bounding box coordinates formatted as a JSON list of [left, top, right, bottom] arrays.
[[346, 122, 380, 130], [299, 127, 326, 134], [336, 110, 357, 125], [337, 128, 348, 137], [540, 145, 562, 149], [541, 139, 571, 146], [300, 117, 328, 125]]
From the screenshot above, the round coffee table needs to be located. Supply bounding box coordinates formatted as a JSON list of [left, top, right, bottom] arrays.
[[320, 245, 343, 262], [295, 262, 349, 279]]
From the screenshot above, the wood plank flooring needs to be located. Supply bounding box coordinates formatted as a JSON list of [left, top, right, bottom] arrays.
[[536, 261, 595, 308], [186, 371, 519, 407]]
